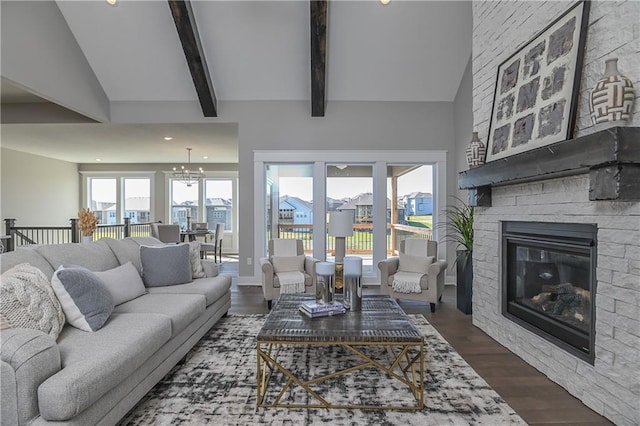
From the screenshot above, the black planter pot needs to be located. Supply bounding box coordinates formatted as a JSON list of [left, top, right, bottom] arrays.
[[456, 250, 473, 315]]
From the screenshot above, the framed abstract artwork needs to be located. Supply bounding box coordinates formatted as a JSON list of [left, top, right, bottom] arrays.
[[485, 1, 590, 162]]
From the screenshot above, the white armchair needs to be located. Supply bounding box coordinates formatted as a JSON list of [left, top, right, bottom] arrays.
[[377, 239, 447, 313], [259, 239, 319, 309]]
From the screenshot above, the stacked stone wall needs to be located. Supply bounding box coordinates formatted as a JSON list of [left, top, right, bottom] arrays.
[[473, 175, 640, 425]]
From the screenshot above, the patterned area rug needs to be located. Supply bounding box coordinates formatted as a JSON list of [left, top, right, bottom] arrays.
[[120, 315, 525, 425]]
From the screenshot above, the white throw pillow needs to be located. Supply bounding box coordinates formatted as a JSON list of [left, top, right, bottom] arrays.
[[188, 241, 206, 279], [94, 262, 147, 305], [0, 263, 65, 339], [398, 253, 434, 274], [271, 255, 305, 273]]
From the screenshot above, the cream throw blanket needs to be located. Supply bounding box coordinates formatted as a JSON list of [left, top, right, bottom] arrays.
[[393, 271, 424, 294], [277, 271, 306, 294]]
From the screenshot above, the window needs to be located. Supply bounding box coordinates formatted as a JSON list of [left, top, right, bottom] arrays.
[[85, 175, 152, 224], [123, 178, 151, 224], [327, 164, 373, 273], [170, 180, 198, 229], [386, 164, 434, 256], [90, 178, 116, 224], [206, 179, 234, 232]]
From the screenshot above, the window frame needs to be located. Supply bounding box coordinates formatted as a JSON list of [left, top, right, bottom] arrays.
[[81, 172, 155, 224]]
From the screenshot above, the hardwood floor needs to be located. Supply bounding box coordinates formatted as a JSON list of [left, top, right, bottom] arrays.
[[220, 259, 612, 425]]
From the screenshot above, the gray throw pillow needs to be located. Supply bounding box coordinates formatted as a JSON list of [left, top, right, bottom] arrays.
[[140, 244, 193, 287], [94, 262, 146, 305], [50, 265, 114, 332]]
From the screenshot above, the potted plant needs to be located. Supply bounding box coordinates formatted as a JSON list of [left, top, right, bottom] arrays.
[[442, 196, 474, 314], [78, 208, 99, 243]]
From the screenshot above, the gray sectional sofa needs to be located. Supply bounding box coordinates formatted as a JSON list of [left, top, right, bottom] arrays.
[[0, 237, 232, 425]]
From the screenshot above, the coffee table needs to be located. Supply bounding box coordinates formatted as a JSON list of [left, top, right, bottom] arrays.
[[256, 294, 425, 410]]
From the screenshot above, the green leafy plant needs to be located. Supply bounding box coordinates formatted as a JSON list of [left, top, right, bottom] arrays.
[[440, 196, 474, 268]]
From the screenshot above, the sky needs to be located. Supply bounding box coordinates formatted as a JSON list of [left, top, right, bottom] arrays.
[[91, 178, 233, 204], [91, 166, 432, 204], [280, 165, 433, 201]]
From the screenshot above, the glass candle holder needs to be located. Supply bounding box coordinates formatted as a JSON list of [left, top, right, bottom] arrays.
[[343, 256, 363, 311], [316, 262, 335, 304]]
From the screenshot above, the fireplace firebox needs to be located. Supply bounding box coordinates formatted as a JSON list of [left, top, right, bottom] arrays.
[[502, 221, 597, 363]]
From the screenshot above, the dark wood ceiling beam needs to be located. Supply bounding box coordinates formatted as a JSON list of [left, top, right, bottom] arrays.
[[168, 0, 217, 117], [310, 0, 327, 117]]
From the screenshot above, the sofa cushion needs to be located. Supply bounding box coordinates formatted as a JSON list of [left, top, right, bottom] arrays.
[[37, 313, 172, 421], [0, 263, 65, 339], [51, 265, 114, 332], [0, 247, 55, 278], [94, 262, 147, 306], [147, 275, 231, 307], [101, 238, 144, 274], [140, 244, 192, 287], [36, 240, 120, 273], [271, 255, 305, 273], [112, 293, 205, 337]]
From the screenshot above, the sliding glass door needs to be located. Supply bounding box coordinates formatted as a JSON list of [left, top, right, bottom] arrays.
[[255, 151, 447, 283], [264, 164, 314, 254], [326, 164, 374, 274]]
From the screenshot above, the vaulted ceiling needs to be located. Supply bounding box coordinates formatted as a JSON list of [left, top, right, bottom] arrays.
[[1, 0, 472, 163]]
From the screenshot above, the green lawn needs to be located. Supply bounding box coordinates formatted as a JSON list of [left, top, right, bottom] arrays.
[[405, 215, 432, 229]]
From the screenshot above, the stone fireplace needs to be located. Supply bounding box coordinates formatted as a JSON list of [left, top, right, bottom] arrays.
[[468, 2, 640, 424], [458, 128, 640, 424]]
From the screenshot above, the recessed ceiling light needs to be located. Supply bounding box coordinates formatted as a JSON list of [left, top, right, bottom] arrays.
[[106, 0, 118, 6], [380, 0, 391, 5], [163, 136, 173, 141], [95, 158, 102, 162], [202, 156, 209, 160]]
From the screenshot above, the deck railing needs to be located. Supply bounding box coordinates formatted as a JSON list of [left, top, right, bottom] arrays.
[[2, 218, 155, 252], [276, 223, 432, 255]]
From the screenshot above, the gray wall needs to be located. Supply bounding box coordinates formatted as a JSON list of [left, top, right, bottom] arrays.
[[228, 100, 456, 278], [449, 56, 474, 277], [1, 1, 109, 122], [0, 148, 79, 226]]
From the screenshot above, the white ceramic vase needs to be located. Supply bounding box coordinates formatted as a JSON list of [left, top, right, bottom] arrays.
[[589, 58, 634, 128], [82, 235, 93, 244], [466, 132, 487, 168]]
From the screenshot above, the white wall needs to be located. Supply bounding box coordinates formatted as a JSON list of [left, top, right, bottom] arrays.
[[0, 148, 79, 226], [473, 0, 639, 142]]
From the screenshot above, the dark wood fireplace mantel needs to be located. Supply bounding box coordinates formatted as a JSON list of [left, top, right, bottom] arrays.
[[458, 127, 640, 206]]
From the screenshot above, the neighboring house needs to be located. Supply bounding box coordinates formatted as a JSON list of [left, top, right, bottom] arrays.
[[402, 192, 433, 216], [91, 201, 117, 225], [279, 196, 313, 229], [206, 197, 233, 231], [171, 198, 232, 231], [123, 197, 151, 223], [336, 193, 392, 224]]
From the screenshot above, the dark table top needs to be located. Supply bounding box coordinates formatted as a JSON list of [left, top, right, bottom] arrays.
[[257, 294, 423, 344]]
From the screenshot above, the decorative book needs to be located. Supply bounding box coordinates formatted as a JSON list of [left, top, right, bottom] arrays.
[[300, 301, 345, 314], [299, 306, 346, 318]]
